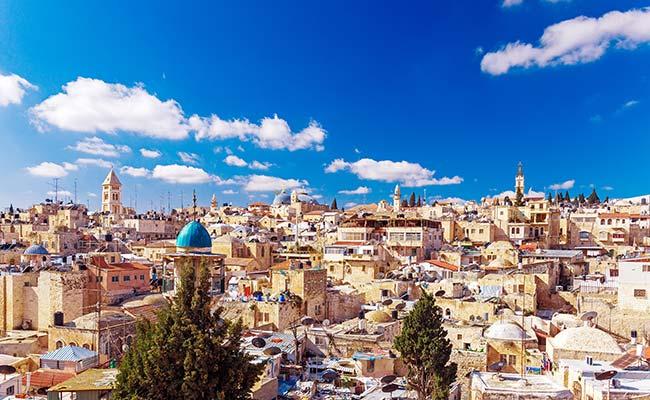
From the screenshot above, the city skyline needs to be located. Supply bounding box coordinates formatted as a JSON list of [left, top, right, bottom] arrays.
[[1, 0, 649, 210]]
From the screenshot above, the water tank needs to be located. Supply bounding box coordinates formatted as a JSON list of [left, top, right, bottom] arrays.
[[53, 311, 64, 326]]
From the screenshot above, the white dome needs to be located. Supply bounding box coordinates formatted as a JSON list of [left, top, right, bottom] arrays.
[[484, 321, 533, 341], [551, 326, 622, 354]]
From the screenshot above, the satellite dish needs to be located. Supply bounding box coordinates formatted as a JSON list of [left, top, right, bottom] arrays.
[[382, 298, 393, 306], [122, 344, 129, 352], [395, 302, 406, 311], [322, 319, 331, 327], [595, 370, 617, 381], [252, 337, 267, 348], [380, 374, 397, 384], [487, 361, 504, 372], [263, 346, 282, 356], [580, 311, 598, 321], [382, 383, 400, 393], [435, 290, 446, 297], [0, 365, 16, 375], [301, 316, 315, 326]]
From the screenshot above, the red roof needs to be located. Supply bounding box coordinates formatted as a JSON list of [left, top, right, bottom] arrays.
[[425, 260, 459, 272], [22, 369, 75, 388]]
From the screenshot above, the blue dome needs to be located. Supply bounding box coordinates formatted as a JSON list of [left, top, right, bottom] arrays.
[[176, 221, 212, 249], [272, 190, 291, 206], [24, 244, 49, 256]]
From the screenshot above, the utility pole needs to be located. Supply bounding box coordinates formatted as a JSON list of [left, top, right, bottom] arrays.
[[167, 191, 171, 216], [74, 179, 78, 204]]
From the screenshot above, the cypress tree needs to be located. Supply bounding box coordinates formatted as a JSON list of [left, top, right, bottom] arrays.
[[547, 192, 552, 202], [417, 196, 422, 207], [578, 193, 586, 204], [394, 292, 457, 400], [564, 191, 571, 202], [330, 198, 338, 210], [555, 193, 562, 204], [515, 188, 524, 206], [587, 188, 600, 204], [409, 192, 416, 207], [114, 260, 262, 400], [401, 199, 408, 208]]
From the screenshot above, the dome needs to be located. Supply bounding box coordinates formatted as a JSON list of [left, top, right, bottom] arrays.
[[294, 189, 319, 205], [550, 326, 622, 354], [176, 221, 212, 249], [484, 321, 533, 341], [365, 310, 392, 323], [488, 257, 513, 268], [24, 244, 49, 256], [272, 190, 292, 206]]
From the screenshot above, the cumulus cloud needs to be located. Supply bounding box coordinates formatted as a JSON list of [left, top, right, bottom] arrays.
[[339, 186, 372, 195], [482, 8, 650, 75], [30, 77, 190, 139], [120, 166, 150, 178], [62, 162, 79, 171], [602, 185, 614, 191], [241, 175, 308, 192], [67, 136, 131, 157], [151, 164, 231, 185], [324, 158, 463, 187], [623, 100, 640, 108], [190, 114, 326, 151], [249, 160, 272, 170], [88, 192, 98, 198], [140, 148, 162, 158], [0, 72, 37, 106], [76, 158, 113, 168], [502, 0, 523, 7], [224, 155, 248, 167], [26, 162, 69, 178], [222, 189, 238, 195], [344, 202, 358, 208], [178, 152, 200, 165], [549, 179, 575, 190]]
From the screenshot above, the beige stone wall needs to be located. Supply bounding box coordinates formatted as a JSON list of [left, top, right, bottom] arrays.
[[452, 350, 486, 400], [436, 298, 498, 323], [37, 271, 86, 330]]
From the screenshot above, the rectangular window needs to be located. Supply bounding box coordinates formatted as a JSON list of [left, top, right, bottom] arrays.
[[609, 269, 619, 277], [140, 275, 145, 280], [111, 276, 118, 283], [457, 334, 462, 340], [634, 289, 646, 298], [6, 386, 14, 395], [124, 275, 131, 282], [643, 265, 650, 272], [508, 355, 517, 365]]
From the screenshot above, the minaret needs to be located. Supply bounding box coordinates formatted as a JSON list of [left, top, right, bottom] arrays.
[[515, 161, 525, 195], [393, 184, 402, 213], [210, 193, 217, 212], [102, 168, 122, 215]]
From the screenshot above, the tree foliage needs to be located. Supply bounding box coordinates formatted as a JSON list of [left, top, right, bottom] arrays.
[[409, 192, 416, 207], [587, 188, 600, 205], [515, 187, 524, 206], [330, 198, 338, 210], [114, 260, 262, 400], [394, 292, 457, 400]]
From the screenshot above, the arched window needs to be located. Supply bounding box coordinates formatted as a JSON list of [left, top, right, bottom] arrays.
[[82, 344, 90, 350], [55, 340, 63, 349], [69, 342, 77, 347]]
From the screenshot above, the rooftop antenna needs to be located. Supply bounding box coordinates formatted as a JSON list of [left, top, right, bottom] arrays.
[[74, 179, 78, 204], [134, 185, 138, 213], [167, 191, 171, 215], [180, 190, 184, 210]]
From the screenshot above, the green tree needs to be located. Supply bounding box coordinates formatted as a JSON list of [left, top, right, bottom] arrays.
[[587, 188, 600, 205], [409, 192, 416, 207], [555, 193, 562, 204], [394, 292, 457, 400], [330, 198, 338, 210], [417, 196, 422, 207], [578, 193, 586, 204], [547, 192, 552, 202], [401, 199, 408, 209], [564, 191, 571, 202], [515, 188, 524, 206], [114, 260, 262, 400]]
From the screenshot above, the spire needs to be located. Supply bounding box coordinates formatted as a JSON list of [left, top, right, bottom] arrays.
[[102, 168, 122, 186], [192, 190, 198, 221], [517, 161, 524, 177]]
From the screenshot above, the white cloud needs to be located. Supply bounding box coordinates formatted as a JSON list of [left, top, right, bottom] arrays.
[[237, 145, 245, 152], [502, 0, 523, 7], [549, 179, 575, 190], [222, 189, 237, 195], [241, 175, 308, 192], [120, 166, 151, 178], [344, 202, 358, 208], [67, 136, 131, 157], [140, 148, 162, 158], [62, 162, 79, 171], [602, 185, 614, 191], [26, 162, 69, 178], [324, 158, 463, 187], [47, 190, 73, 197], [249, 160, 272, 171], [339, 186, 372, 195], [151, 164, 230, 185], [190, 114, 326, 151], [482, 8, 650, 75], [178, 152, 200, 165], [224, 155, 248, 167], [88, 192, 98, 198], [76, 158, 113, 168], [624, 100, 639, 108], [30, 77, 190, 139], [0, 72, 37, 106]]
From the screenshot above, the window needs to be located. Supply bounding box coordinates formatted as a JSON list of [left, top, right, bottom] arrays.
[[457, 334, 463, 340], [6, 386, 14, 396], [508, 355, 517, 365], [124, 275, 131, 282], [55, 340, 63, 349], [315, 336, 326, 346], [263, 313, 270, 322], [140, 274, 145, 280], [643, 265, 650, 272], [314, 305, 322, 315], [367, 359, 375, 372], [111, 276, 119, 282], [634, 289, 646, 298], [609, 269, 619, 277]]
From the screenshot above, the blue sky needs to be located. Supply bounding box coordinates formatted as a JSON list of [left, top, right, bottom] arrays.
[[1, 0, 649, 211]]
